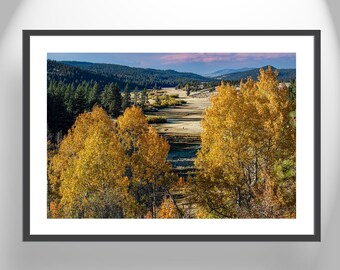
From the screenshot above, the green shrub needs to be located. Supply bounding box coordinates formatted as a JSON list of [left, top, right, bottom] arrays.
[[158, 94, 170, 101], [153, 98, 187, 108], [146, 116, 167, 124]]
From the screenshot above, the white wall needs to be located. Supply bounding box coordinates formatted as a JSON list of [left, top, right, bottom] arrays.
[[0, 0, 338, 269]]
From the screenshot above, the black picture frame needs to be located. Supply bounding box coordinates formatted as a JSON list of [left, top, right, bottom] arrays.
[[23, 30, 321, 241]]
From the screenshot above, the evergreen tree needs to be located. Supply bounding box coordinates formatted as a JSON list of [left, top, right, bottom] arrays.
[[101, 83, 122, 118], [144, 89, 148, 105], [100, 83, 111, 108], [73, 83, 87, 116], [133, 86, 139, 106], [112, 83, 122, 117], [47, 87, 70, 135], [140, 88, 148, 110], [87, 82, 100, 110], [122, 83, 131, 111], [64, 83, 75, 114], [185, 83, 190, 96]]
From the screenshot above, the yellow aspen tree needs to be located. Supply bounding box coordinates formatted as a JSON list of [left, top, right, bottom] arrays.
[[49, 106, 176, 218], [156, 196, 180, 218], [48, 106, 139, 218], [117, 107, 173, 218], [194, 67, 296, 218]]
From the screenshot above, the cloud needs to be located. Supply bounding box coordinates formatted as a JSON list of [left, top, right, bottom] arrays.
[[159, 53, 295, 64]]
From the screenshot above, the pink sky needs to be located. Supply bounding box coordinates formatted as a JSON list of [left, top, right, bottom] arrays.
[[159, 53, 296, 64]]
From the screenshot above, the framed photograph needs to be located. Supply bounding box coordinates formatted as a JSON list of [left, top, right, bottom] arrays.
[[23, 30, 320, 241]]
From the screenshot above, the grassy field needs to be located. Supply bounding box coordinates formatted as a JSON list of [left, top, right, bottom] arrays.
[[146, 87, 212, 136], [146, 87, 214, 178]]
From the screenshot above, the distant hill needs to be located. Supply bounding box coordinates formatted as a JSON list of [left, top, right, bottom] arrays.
[[47, 61, 295, 90], [203, 67, 254, 77], [47, 60, 122, 87], [215, 66, 296, 82], [53, 60, 209, 89]]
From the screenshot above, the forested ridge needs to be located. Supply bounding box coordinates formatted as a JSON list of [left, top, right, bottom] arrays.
[[47, 66, 296, 219], [48, 60, 209, 90], [215, 65, 296, 82], [48, 60, 296, 89]]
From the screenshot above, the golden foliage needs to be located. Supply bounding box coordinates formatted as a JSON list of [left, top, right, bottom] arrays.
[[144, 211, 153, 219], [176, 177, 185, 187], [49, 201, 60, 219], [48, 106, 173, 218], [48, 106, 137, 218], [116, 107, 173, 217], [156, 196, 180, 218], [194, 67, 296, 218]]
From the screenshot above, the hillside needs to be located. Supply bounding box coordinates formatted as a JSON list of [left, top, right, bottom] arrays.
[[215, 66, 296, 81], [47, 61, 296, 91], [47, 60, 124, 87], [203, 67, 254, 77], [57, 60, 209, 88]]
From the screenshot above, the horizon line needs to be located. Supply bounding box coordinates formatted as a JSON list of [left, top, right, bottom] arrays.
[[47, 59, 296, 75]]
